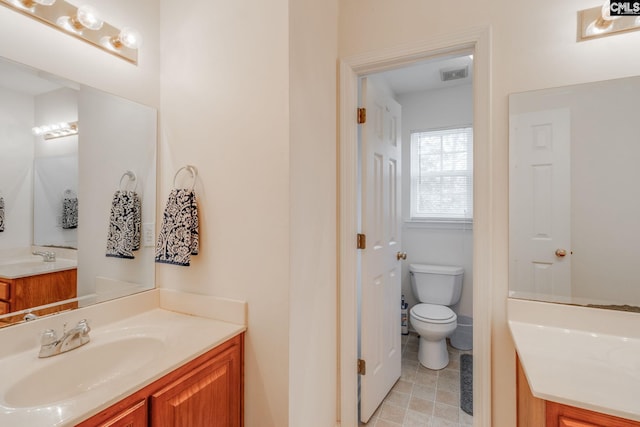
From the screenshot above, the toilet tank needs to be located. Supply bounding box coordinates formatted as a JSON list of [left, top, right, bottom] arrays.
[[409, 264, 464, 305]]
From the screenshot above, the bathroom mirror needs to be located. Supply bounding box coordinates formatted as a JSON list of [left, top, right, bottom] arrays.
[[509, 75, 640, 310], [0, 56, 157, 325]]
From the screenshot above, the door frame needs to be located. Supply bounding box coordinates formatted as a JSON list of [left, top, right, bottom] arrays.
[[338, 26, 493, 426]]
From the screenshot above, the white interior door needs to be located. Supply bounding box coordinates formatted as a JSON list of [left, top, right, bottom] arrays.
[[359, 77, 402, 423], [509, 108, 571, 298]]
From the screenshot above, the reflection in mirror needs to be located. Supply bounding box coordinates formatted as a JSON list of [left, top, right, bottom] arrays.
[[0, 57, 157, 326], [509, 75, 640, 311]]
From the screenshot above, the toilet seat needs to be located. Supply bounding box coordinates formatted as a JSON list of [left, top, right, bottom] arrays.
[[410, 303, 456, 324]]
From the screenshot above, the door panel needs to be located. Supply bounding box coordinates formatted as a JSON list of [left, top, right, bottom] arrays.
[[360, 77, 402, 422], [510, 109, 571, 298]]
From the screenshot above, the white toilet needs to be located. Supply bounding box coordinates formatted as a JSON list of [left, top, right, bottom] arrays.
[[409, 263, 464, 370]]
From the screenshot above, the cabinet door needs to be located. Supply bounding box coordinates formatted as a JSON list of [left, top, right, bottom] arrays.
[[13, 269, 77, 311], [547, 401, 640, 427], [150, 344, 242, 427]]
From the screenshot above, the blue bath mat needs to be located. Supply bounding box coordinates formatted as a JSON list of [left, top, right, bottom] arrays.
[[460, 354, 473, 415]]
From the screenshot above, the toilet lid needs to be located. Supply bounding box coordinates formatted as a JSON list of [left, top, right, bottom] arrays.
[[410, 304, 456, 323]]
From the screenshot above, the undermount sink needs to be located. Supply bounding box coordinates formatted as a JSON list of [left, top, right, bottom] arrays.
[[2, 334, 165, 408]]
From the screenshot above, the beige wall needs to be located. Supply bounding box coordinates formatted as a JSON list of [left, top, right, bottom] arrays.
[[159, 0, 339, 425], [289, 0, 339, 425], [159, 1, 290, 425], [339, 0, 640, 425], [0, 86, 34, 249]]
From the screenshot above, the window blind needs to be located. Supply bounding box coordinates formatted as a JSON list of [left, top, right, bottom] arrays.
[[410, 127, 473, 220]]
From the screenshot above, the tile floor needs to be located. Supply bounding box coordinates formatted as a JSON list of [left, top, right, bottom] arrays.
[[360, 333, 473, 427]]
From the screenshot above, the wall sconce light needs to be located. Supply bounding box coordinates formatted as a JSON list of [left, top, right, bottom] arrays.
[[578, 0, 640, 41], [32, 121, 78, 140], [0, 0, 141, 64]]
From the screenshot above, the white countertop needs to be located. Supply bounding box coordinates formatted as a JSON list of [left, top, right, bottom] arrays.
[[508, 298, 640, 422], [0, 258, 77, 279], [0, 289, 247, 426]]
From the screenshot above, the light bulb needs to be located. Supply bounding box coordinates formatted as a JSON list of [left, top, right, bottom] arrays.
[[10, 0, 51, 10], [76, 5, 103, 31], [585, 20, 609, 36], [58, 5, 103, 34], [118, 27, 142, 49], [601, 0, 622, 22], [106, 27, 142, 50]]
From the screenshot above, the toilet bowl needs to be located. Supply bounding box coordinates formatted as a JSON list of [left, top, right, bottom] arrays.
[[409, 303, 457, 370], [408, 263, 464, 370]]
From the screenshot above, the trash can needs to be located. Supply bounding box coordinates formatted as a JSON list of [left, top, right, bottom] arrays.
[[451, 315, 473, 350]]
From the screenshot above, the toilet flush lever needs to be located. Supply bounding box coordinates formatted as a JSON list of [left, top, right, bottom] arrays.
[[396, 252, 407, 261]]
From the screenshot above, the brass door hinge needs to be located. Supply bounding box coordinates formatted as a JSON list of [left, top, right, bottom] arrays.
[[357, 358, 366, 375], [357, 107, 367, 124], [357, 233, 366, 250]]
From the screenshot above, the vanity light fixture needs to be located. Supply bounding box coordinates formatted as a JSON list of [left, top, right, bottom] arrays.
[[578, 0, 640, 41], [32, 121, 78, 140], [0, 0, 140, 64]]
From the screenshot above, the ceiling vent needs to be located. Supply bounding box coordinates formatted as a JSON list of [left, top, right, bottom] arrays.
[[440, 66, 468, 82]]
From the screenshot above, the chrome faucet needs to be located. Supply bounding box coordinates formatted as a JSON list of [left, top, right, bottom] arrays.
[[33, 251, 56, 262], [38, 319, 91, 358], [24, 311, 39, 322]]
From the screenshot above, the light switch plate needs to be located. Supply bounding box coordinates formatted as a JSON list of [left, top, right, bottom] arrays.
[[143, 223, 155, 247]]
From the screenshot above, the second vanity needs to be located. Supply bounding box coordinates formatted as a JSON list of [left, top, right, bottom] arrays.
[[0, 250, 79, 325], [508, 298, 640, 426], [0, 289, 247, 426]]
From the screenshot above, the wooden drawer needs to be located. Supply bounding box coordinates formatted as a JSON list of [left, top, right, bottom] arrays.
[[0, 300, 9, 315], [0, 281, 9, 301], [95, 399, 147, 427]]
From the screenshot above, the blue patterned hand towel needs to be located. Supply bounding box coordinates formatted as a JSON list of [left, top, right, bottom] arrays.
[[62, 197, 78, 229], [106, 190, 142, 259], [0, 197, 4, 232], [155, 189, 199, 266]]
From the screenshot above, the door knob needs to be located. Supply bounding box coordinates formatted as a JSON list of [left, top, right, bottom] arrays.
[[396, 252, 407, 260], [555, 249, 567, 257]]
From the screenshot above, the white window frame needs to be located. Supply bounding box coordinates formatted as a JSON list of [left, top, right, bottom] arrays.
[[409, 126, 473, 223]]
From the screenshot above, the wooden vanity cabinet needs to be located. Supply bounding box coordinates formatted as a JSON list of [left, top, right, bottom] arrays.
[[76, 333, 244, 427], [0, 269, 77, 325], [517, 355, 640, 427]]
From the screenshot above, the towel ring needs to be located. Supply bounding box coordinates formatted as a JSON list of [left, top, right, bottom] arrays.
[[173, 165, 198, 190], [119, 170, 138, 192]]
